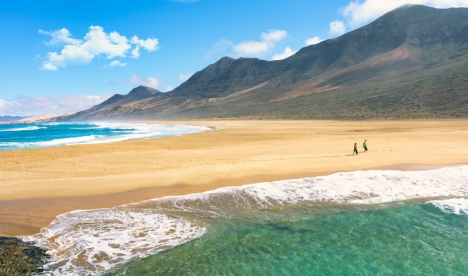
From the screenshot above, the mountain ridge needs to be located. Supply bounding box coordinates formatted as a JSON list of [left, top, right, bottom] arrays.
[[53, 5, 468, 121]]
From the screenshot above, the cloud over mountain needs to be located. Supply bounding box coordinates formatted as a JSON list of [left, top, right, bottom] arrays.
[[340, 0, 468, 27]]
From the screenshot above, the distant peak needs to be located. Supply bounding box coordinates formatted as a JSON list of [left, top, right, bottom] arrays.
[[393, 4, 433, 11], [128, 85, 161, 95], [220, 56, 235, 61]]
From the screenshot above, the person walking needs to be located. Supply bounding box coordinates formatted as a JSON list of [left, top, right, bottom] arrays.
[[353, 143, 358, 155], [363, 139, 368, 152]]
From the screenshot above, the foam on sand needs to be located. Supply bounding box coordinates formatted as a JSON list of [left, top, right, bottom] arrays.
[[23, 209, 205, 275], [23, 166, 468, 275]]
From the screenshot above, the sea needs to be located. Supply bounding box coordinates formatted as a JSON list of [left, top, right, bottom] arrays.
[[0, 122, 211, 151], [3, 123, 467, 275]]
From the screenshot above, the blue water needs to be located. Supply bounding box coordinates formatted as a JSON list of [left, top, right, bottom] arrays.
[[0, 122, 210, 151], [21, 160, 467, 275], [108, 203, 468, 275]]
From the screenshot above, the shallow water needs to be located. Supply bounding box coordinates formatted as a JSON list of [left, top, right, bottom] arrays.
[[23, 166, 468, 275], [109, 202, 468, 275]]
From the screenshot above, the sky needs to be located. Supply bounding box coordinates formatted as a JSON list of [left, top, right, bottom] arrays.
[[1, 0, 468, 116]]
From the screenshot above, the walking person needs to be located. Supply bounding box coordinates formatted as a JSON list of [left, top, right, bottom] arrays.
[[363, 139, 368, 152], [353, 143, 358, 155]]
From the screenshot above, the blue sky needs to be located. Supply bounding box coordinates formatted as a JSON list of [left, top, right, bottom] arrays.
[[1, 0, 467, 116]]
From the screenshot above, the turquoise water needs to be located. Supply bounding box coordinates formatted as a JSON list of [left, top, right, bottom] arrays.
[[0, 122, 209, 151], [25, 166, 468, 275], [109, 203, 468, 275]]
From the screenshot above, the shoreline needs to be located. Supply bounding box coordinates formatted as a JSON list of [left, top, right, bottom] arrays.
[[1, 120, 468, 236]]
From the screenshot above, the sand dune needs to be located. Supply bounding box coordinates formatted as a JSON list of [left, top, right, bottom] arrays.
[[1, 120, 467, 236]]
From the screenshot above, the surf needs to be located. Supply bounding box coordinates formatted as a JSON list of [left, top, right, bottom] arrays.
[[0, 122, 211, 151], [21, 166, 468, 275]]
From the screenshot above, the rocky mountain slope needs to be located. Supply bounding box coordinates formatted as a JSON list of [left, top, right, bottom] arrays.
[[56, 5, 468, 121]]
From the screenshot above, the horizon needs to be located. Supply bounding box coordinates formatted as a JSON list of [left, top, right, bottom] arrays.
[[1, 0, 468, 117]]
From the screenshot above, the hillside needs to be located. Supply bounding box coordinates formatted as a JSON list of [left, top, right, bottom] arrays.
[[54, 5, 468, 121]]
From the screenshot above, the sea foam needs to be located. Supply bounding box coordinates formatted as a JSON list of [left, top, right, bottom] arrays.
[[24, 165, 468, 275], [0, 123, 211, 151], [428, 198, 468, 216], [0, 126, 45, 132]]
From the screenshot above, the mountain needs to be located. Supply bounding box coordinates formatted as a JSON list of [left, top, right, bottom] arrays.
[[62, 85, 162, 120], [0, 116, 25, 122], [55, 5, 468, 121]]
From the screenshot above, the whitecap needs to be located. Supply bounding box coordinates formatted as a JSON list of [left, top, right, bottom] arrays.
[[23, 209, 205, 276], [23, 166, 468, 275], [428, 198, 468, 216], [0, 126, 46, 132]]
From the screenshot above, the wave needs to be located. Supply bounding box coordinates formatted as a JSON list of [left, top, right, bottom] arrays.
[[23, 209, 204, 275], [23, 166, 468, 275], [0, 135, 99, 149], [428, 198, 468, 216], [0, 126, 45, 132], [0, 123, 211, 150]]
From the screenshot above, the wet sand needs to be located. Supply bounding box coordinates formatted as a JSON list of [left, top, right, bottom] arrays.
[[1, 120, 467, 236]]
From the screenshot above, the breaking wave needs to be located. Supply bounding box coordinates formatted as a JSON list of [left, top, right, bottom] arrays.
[[0, 126, 46, 132], [23, 166, 468, 275]]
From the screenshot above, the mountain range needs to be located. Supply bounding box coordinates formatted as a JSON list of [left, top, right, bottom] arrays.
[[54, 5, 468, 121]]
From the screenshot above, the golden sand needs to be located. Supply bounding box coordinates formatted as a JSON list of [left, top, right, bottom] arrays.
[[1, 120, 467, 236]]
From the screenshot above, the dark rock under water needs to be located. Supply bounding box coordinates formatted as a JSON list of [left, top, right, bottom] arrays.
[[0, 236, 49, 275]]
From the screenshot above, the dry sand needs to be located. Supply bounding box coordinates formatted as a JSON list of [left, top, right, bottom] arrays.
[[1, 120, 468, 236]]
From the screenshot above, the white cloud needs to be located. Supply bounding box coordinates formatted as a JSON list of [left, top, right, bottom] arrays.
[[106, 60, 127, 67], [0, 94, 111, 116], [207, 30, 289, 59], [121, 74, 161, 89], [42, 44, 94, 70], [0, 99, 17, 109], [272, 47, 297, 60], [38, 28, 82, 46], [166, 86, 174, 92], [39, 26, 159, 70], [329, 20, 347, 36], [206, 39, 234, 58], [233, 29, 288, 57], [131, 46, 140, 59], [341, 0, 468, 27], [179, 73, 193, 81], [131, 36, 159, 51], [305, 36, 323, 46], [79, 26, 130, 58]]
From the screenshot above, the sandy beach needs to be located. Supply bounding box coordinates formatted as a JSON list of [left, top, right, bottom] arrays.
[[1, 120, 468, 236]]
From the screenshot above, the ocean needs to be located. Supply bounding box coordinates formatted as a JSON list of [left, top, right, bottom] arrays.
[[0, 122, 211, 151], [20, 166, 468, 275]]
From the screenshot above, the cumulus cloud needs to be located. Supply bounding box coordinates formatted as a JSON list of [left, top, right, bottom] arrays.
[[131, 36, 159, 51], [38, 28, 82, 46], [0, 93, 111, 116], [234, 29, 288, 57], [39, 26, 159, 70], [208, 30, 289, 58], [179, 73, 193, 81], [305, 36, 323, 46], [329, 20, 347, 36], [106, 60, 127, 67], [272, 47, 297, 60], [166, 86, 174, 92], [121, 74, 161, 89], [340, 0, 468, 27]]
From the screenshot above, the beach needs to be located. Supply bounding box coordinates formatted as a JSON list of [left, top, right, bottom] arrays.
[[1, 120, 468, 237]]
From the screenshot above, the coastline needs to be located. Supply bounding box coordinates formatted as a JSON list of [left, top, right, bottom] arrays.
[[1, 120, 467, 236]]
